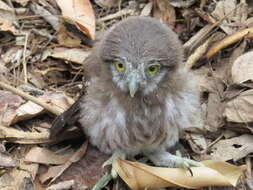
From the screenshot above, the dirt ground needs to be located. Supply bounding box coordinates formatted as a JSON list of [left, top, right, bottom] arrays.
[[0, 0, 252, 190]]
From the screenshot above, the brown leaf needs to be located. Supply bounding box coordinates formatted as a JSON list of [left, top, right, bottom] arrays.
[[224, 89, 253, 123], [25, 147, 72, 165], [0, 152, 16, 167], [56, 0, 95, 40], [42, 48, 91, 64], [231, 51, 253, 84], [52, 145, 109, 189], [113, 158, 246, 189], [0, 91, 25, 126], [211, 0, 248, 35], [152, 0, 176, 28], [42, 141, 88, 184], [209, 134, 253, 161]]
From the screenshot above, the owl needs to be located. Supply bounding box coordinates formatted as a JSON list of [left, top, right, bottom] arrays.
[[51, 16, 202, 168]]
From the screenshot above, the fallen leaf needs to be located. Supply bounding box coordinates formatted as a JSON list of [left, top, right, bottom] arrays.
[[0, 146, 39, 189], [224, 89, 253, 123], [50, 145, 109, 189], [231, 51, 253, 84], [113, 158, 246, 189], [46, 180, 75, 190], [42, 47, 91, 64], [210, 134, 253, 161], [94, 0, 119, 8], [211, 0, 248, 34], [56, 0, 95, 40], [169, 0, 196, 8], [57, 25, 82, 47], [43, 141, 88, 184], [0, 124, 82, 144], [140, 2, 153, 16], [0, 16, 17, 34], [13, 0, 30, 7], [152, 0, 176, 28], [13, 101, 44, 123], [25, 147, 72, 165], [0, 91, 25, 126], [0, 152, 16, 167]]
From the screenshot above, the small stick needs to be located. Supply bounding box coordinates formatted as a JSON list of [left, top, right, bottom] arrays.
[[206, 26, 253, 59], [22, 32, 29, 83], [0, 81, 62, 115], [97, 9, 135, 23]]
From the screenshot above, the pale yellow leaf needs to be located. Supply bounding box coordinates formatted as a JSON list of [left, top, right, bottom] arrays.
[[113, 158, 246, 190], [56, 0, 95, 40]]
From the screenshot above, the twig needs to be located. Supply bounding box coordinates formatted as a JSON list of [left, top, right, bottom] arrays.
[[0, 81, 62, 115], [184, 2, 244, 54], [206, 26, 253, 59], [22, 32, 29, 83], [97, 9, 135, 23]]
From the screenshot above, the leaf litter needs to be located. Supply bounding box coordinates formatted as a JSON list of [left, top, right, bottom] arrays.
[[0, 0, 252, 190]]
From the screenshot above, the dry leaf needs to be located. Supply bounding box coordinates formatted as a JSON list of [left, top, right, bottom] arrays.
[[0, 16, 17, 34], [224, 89, 253, 123], [0, 146, 39, 189], [0, 91, 74, 126], [13, 101, 44, 123], [56, 0, 95, 40], [30, 2, 60, 31], [43, 48, 91, 64], [169, 0, 196, 8], [141, 2, 153, 16], [152, 0, 176, 28], [0, 124, 81, 144], [0, 152, 16, 167], [211, 0, 248, 34], [232, 51, 253, 84], [25, 147, 72, 165], [94, 0, 119, 8], [13, 0, 30, 7], [0, 91, 25, 126], [46, 180, 74, 190], [210, 134, 253, 161], [51, 145, 109, 189], [113, 158, 246, 190]]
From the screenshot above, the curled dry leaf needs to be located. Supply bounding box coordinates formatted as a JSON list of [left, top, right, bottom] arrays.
[[0, 91, 25, 126], [152, 0, 176, 28], [24, 147, 72, 165], [113, 158, 246, 190], [224, 89, 253, 123], [209, 134, 253, 161], [42, 47, 91, 64], [40, 141, 88, 184], [211, 0, 247, 35], [231, 51, 253, 84], [0, 91, 74, 126], [56, 0, 95, 40]]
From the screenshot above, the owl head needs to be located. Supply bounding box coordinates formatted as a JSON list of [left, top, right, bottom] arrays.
[[98, 16, 183, 97]]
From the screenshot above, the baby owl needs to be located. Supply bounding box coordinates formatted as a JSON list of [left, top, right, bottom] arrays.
[[51, 16, 202, 168]]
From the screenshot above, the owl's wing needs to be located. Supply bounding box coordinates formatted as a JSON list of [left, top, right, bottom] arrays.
[[50, 49, 100, 138], [50, 90, 84, 139]]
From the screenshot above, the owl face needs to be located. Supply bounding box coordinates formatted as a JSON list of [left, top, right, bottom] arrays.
[[99, 16, 182, 97], [109, 57, 167, 97]]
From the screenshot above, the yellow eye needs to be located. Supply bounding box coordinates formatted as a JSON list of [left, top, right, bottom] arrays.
[[114, 61, 125, 72], [146, 64, 160, 75]]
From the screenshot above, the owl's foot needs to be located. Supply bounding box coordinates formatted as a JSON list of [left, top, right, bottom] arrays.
[[147, 150, 203, 175], [92, 151, 126, 190]]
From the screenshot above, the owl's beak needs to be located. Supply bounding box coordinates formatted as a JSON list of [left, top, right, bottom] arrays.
[[128, 72, 140, 98]]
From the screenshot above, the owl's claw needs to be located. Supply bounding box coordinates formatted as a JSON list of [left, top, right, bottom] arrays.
[[147, 150, 203, 176]]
